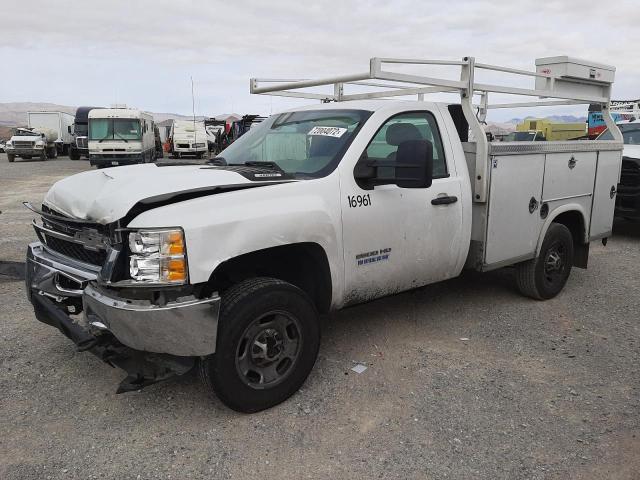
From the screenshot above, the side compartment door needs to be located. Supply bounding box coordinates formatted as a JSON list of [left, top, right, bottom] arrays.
[[340, 111, 464, 305], [590, 150, 622, 239], [484, 154, 545, 266]]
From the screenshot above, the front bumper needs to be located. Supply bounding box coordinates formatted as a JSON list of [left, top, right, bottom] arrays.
[[26, 241, 221, 357], [173, 147, 207, 154], [8, 148, 45, 157], [89, 153, 143, 166]]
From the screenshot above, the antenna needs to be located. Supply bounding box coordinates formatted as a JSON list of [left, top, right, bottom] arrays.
[[191, 76, 197, 145]]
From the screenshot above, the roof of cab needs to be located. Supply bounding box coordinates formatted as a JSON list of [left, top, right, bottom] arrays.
[[88, 108, 151, 119]]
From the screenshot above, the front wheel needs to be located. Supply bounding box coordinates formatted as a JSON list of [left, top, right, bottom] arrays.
[[7, 154, 15, 162], [200, 277, 320, 413], [516, 223, 574, 300], [69, 147, 80, 160]]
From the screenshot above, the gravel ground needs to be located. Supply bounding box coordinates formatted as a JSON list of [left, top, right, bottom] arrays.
[[1, 154, 639, 479]]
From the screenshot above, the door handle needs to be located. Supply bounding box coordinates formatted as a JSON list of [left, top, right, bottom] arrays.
[[431, 195, 458, 205]]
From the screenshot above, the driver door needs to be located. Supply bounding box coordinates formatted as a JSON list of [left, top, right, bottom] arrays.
[[340, 110, 463, 305]]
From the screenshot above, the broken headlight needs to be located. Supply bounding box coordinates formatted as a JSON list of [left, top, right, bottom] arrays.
[[128, 229, 187, 284]]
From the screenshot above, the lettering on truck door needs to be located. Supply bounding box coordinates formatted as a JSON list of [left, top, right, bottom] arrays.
[[340, 110, 464, 304]]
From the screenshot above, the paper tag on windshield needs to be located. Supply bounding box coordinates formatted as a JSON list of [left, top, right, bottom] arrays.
[[308, 126, 347, 138]]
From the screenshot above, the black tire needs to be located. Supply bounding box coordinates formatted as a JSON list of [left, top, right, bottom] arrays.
[[200, 277, 320, 413], [516, 223, 574, 300], [69, 147, 81, 160], [7, 154, 15, 162], [46, 147, 56, 159]]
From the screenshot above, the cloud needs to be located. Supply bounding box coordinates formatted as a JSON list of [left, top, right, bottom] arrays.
[[1, 0, 638, 119]]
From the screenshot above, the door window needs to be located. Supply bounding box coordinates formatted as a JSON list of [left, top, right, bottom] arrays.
[[365, 111, 447, 179]]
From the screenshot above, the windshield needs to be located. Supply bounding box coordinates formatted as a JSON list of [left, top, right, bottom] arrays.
[[15, 128, 40, 137], [507, 131, 542, 141], [74, 124, 88, 136], [217, 109, 370, 178], [89, 118, 142, 141], [598, 123, 640, 145]]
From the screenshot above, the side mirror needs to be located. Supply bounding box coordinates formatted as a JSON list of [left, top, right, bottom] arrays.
[[354, 139, 433, 189], [394, 140, 433, 189]]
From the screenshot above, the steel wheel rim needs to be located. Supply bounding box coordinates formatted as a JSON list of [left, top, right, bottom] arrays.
[[235, 310, 303, 390], [543, 241, 567, 287]]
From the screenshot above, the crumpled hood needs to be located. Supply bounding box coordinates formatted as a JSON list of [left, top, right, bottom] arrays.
[[44, 164, 253, 224]]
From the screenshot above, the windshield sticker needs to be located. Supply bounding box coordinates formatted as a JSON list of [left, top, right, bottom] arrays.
[[254, 172, 282, 178], [308, 126, 347, 138]]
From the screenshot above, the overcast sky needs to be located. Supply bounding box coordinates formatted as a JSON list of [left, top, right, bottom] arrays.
[[2, 0, 638, 121]]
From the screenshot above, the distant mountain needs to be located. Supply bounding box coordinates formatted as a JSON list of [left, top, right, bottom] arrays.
[[0, 102, 211, 127]]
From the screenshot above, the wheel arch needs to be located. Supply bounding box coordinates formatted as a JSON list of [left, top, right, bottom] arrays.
[[207, 242, 333, 314], [536, 204, 589, 268]]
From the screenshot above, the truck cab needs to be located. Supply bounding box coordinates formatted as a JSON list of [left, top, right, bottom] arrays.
[[5, 128, 54, 162], [88, 107, 156, 168], [69, 106, 101, 160]]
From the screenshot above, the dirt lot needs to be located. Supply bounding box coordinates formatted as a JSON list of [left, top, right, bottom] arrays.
[[1, 154, 639, 480]]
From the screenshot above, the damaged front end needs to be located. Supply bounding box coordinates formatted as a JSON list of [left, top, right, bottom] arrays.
[[24, 203, 220, 393]]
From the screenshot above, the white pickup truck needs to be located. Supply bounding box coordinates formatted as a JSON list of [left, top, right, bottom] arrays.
[[25, 55, 623, 412]]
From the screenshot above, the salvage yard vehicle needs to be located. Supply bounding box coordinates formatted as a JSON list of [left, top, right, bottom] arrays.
[[598, 117, 640, 220], [25, 55, 622, 412], [88, 107, 156, 168], [6, 111, 74, 162], [170, 120, 208, 159], [6, 127, 58, 162], [69, 106, 102, 160]]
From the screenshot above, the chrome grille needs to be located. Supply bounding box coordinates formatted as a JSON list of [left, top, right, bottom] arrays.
[[76, 136, 88, 149], [43, 234, 108, 266], [14, 140, 35, 148], [37, 206, 110, 267]]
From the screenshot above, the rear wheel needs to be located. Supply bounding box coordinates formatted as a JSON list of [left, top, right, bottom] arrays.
[[46, 147, 56, 159], [516, 223, 574, 300], [200, 277, 320, 413]]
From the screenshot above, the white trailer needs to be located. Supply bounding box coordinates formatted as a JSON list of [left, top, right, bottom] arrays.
[[28, 111, 74, 155], [25, 54, 622, 412], [170, 119, 208, 159]]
